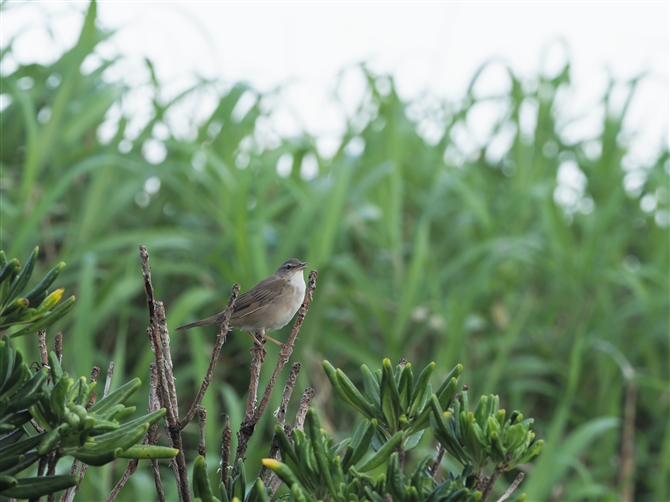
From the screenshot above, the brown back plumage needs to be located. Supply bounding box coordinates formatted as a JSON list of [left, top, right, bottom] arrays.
[[174, 259, 307, 332]]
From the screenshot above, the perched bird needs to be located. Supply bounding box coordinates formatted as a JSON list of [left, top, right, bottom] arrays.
[[175, 259, 308, 346]]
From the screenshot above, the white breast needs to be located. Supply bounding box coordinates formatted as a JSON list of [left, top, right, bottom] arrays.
[[288, 270, 306, 297], [263, 271, 306, 332]]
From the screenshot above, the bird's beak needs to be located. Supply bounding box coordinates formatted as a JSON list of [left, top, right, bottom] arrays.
[[298, 261, 308, 270]]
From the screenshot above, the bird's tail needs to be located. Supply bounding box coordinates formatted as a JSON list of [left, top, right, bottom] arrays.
[[174, 313, 225, 331]]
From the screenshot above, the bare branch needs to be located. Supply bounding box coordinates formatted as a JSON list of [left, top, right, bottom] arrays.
[[103, 362, 114, 397], [140, 244, 156, 321], [148, 363, 161, 439], [480, 464, 504, 502], [59, 460, 88, 502], [30, 419, 45, 434], [151, 460, 166, 502], [233, 337, 267, 472], [275, 362, 301, 427], [36, 453, 48, 477], [198, 407, 207, 459], [105, 460, 139, 502], [177, 284, 239, 430], [268, 425, 294, 496], [107, 360, 170, 502], [46, 450, 62, 502], [38, 330, 48, 366], [294, 387, 315, 432], [429, 445, 445, 479], [496, 472, 526, 502], [148, 363, 166, 502], [221, 414, 231, 488], [140, 245, 190, 502], [156, 302, 179, 418], [54, 332, 62, 363], [259, 363, 301, 481], [147, 327, 172, 421], [87, 366, 100, 409]]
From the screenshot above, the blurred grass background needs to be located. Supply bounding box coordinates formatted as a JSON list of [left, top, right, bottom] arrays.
[[1, 2, 668, 501]]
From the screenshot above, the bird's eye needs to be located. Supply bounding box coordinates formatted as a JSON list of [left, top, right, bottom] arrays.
[[285, 264, 292, 269]]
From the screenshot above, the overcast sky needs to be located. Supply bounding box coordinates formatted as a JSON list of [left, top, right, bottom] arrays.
[[2, 2, 668, 160]]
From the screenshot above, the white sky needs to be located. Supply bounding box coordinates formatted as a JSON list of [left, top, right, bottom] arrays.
[[1, 2, 668, 160]]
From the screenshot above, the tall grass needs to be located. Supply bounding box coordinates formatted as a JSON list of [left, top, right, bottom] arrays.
[[2, 2, 668, 500]]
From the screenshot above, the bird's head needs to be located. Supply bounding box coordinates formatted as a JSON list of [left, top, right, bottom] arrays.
[[274, 258, 308, 279]]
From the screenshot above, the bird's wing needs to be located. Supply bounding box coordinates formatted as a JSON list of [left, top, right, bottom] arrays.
[[232, 275, 286, 319]]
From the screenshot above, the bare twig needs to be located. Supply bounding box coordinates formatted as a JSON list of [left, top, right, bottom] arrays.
[[429, 445, 445, 479], [496, 472, 526, 502], [147, 363, 161, 449], [140, 246, 190, 502], [147, 326, 172, 422], [38, 330, 48, 366], [259, 363, 301, 480], [140, 245, 156, 321], [59, 461, 80, 502], [152, 461, 166, 502], [87, 366, 100, 409], [59, 460, 87, 502], [35, 453, 48, 477], [46, 450, 62, 502], [198, 407, 207, 458], [268, 425, 294, 496], [148, 364, 166, 502], [277, 363, 301, 425], [30, 419, 45, 434], [54, 332, 62, 363], [221, 414, 231, 487], [106, 364, 165, 502], [105, 460, 140, 502], [156, 301, 190, 500], [103, 361, 114, 397], [233, 336, 267, 472], [66, 465, 88, 502], [294, 387, 315, 432], [177, 284, 239, 430], [480, 464, 504, 502], [396, 444, 406, 471], [157, 303, 179, 414]]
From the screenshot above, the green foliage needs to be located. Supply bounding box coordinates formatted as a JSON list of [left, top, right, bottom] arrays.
[[2, 1, 668, 499], [429, 393, 542, 475], [323, 359, 462, 448], [0, 247, 75, 336], [0, 338, 177, 500], [263, 408, 485, 502], [192, 359, 540, 502]]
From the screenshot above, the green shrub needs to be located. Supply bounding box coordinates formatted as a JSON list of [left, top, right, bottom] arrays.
[[193, 359, 541, 502], [0, 248, 177, 500], [0, 247, 74, 337]]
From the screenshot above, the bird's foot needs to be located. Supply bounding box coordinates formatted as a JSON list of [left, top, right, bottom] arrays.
[[247, 330, 283, 347]]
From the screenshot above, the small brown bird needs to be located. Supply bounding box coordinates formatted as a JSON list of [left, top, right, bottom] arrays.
[[175, 259, 308, 346]]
